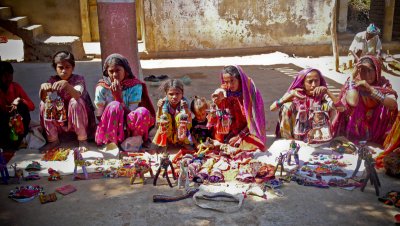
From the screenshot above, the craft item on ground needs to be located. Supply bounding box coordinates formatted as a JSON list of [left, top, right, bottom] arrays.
[[307, 103, 332, 144], [153, 152, 176, 187], [206, 103, 218, 129], [193, 191, 244, 213], [153, 114, 169, 147], [25, 161, 41, 171], [287, 140, 300, 166], [177, 113, 189, 142], [48, 168, 61, 181], [255, 164, 276, 183], [196, 138, 215, 157], [264, 179, 284, 197], [130, 158, 153, 185], [153, 188, 199, 203], [216, 109, 231, 135], [352, 141, 381, 196], [378, 191, 400, 207], [93, 158, 104, 166], [25, 172, 40, 181], [39, 192, 57, 204], [104, 167, 119, 178], [73, 147, 88, 180], [198, 158, 215, 181], [0, 149, 10, 184], [290, 175, 329, 189], [274, 152, 286, 176], [41, 148, 70, 161], [55, 184, 77, 195], [8, 185, 43, 203], [8, 163, 24, 184], [383, 147, 400, 177], [246, 185, 266, 199], [177, 154, 193, 189], [329, 137, 357, 154]]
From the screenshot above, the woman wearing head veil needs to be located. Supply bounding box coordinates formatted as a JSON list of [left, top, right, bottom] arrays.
[[94, 54, 155, 146], [211, 65, 266, 151], [332, 55, 397, 144], [270, 68, 341, 141]]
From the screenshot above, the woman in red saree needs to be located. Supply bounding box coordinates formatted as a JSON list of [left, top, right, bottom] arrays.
[[212, 65, 266, 151]]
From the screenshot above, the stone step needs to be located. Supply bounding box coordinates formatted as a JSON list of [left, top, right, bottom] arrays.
[[0, 7, 11, 20], [19, 24, 43, 40], [7, 16, 28, 28]]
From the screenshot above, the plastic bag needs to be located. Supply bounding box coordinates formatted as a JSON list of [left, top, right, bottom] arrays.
[[121, 136, 143, 152], [26, 125, 46, 149]]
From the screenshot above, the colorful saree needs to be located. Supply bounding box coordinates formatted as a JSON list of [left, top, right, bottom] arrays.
[[332, 55, 398, 144]]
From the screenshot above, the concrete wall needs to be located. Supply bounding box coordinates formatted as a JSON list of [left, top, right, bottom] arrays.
[[0, 0, 82, 36], [143, 0, 335, 54]]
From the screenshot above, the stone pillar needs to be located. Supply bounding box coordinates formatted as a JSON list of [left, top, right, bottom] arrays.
[[80, 0, 92, 42], [97, 0, 142, 80], [383, 0, 395, 42], [337, 0, 349, 33]]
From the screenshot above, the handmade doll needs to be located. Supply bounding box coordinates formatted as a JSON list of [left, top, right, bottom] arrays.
[[44, 93, 55, 121], [153, 114, 169, 147], [307, 104, 332, 144], [196, 137, 215, 157], [206, 103, 218, 129], [130, 158, 154, 185], [153, 152, 176, 187], [54, 96, 67, 126], [177, 113, 189, 141], [216, 109, 231, 135], [287, 140, 300, 166], [177, 154, 192, 189], [293, 104, 309, 140], [73, 148, 88, 180]]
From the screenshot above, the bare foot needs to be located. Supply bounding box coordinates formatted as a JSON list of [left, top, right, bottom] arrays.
[[78, 140, 89, 152]]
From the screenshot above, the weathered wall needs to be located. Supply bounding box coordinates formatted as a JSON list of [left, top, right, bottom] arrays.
[[144, 0, 334, 54], [0, 0, 81, 36]]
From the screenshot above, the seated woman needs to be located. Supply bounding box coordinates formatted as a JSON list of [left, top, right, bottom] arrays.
[[270, 68, 341, 142], [332, 55, 398, 144], [39, 51, 96, 152], [0, 61, 35, 149], [94, 54, 155, 147], [211, 65, 266, 151]]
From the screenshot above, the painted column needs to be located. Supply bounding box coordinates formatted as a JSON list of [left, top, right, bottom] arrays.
[[97, 0, 142, 80], [383, 0, 395, 42]]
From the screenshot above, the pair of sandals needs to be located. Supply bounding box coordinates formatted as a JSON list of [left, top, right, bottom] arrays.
[[379, 191, 400, 207], [144, 74, 169, 82]]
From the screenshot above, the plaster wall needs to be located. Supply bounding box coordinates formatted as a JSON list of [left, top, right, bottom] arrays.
[[0, 0, 82, 36], [144, 0, 335, 53]]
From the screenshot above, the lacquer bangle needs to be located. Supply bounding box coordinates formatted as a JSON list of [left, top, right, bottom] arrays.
[[370, 88, 385, 103]]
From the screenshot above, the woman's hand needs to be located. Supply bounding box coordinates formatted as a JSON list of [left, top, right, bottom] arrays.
[[211, 90, 224, 105], [181, 100, 188, 110], [354, 80, 372, 92], [289, 88, 306, 99], [9, 97, 21, 112], [228, 135, 242, 148], [41, 83, 52, 92], [110, 80, 122, 101], [157, 98, 166, 108], [52, 80, 69, 92], [311, 86, 327, 97]]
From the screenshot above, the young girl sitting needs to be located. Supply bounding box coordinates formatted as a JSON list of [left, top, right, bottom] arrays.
[[190, 96, 213, 147], [0, 61, 35, 149], [94, 54, 155, 147], [152, 79, 192, 149], [39, 51, 96, 152]]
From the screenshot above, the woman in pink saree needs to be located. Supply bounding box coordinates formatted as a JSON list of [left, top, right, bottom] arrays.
[[332, 55, 398, 144], [94, 54, 155, 146], [212, 65, 266, 151]]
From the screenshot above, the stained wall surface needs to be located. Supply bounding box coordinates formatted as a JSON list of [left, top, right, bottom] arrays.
[[143, 0, 334, 53]]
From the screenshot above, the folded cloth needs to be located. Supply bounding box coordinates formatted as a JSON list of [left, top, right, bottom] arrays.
[[56, 184, 77, 195]]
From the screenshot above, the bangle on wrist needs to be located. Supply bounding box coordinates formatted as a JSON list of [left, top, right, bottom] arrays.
[[275, 99, 283, 108], [370, 88, 385, 103]]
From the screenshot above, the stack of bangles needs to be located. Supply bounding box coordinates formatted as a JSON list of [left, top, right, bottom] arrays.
[[370, 88, 385, 103], [275, 99, 284, 108]]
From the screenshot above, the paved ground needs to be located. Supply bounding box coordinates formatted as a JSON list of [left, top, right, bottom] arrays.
[[1, 54, 400, 225]]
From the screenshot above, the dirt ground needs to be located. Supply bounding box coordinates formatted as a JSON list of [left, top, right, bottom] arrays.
[[1, 54, 400, 226]]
